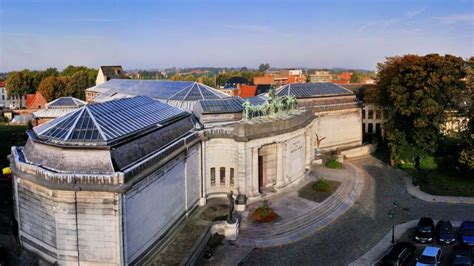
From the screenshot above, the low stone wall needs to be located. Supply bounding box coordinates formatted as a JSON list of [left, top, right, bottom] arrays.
[[340, 143, 377, 159]]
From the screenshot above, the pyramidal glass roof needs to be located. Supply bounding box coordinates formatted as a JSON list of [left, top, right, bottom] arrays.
[[47, 97, 87, 109], [276, 83, 353, 98], [33, 96, 189, 145], [89, 79, 228, 101]]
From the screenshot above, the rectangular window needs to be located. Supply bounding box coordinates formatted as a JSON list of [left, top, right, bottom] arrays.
[[368, 123, 373, 133], [362, 109, 366, 119], [230, 168, 235, 186], [383, 110, 388, 119], [210, 168, 216, 186], [375, 110, 382, 120], [220, 167, 226, 186], [368, 110, 374, 119], [375, 123, 381, 135], [362, 123, 366, 134]]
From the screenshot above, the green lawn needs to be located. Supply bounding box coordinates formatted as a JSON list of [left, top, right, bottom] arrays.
[[0, 123, 28, 169], [418, 169, 474, 197]]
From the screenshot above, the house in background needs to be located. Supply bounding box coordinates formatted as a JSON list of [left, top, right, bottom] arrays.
[[254, 69, 306, 87], [309, 71, 332, 83], [26, 91, 47, 110], [0, 82, 7, 108], [95, 65, 126, 86]]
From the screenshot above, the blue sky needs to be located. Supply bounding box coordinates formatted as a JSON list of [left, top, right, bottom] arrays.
[[0, 0, 472, 72]]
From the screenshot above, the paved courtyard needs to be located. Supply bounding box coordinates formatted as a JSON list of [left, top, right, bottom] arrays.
[[241, 156, 474, 265]]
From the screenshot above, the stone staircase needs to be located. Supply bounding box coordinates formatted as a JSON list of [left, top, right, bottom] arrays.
[[236, 163, 363, 247]]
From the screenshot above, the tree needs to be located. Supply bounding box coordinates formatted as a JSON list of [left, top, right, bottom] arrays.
[[66, 71, 94, 100], [375, 54, 467, 161], [350, 72, 365, 83], [258, 63, 270, 72], [5, 70, 35, 96], [38, 76, 71, 101]]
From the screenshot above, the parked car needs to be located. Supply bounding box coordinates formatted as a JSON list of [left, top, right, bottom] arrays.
[[415, 217, 435, 243], [435, 220, 456, 244], [416, 246, 442, 266], [452, 245, 473, 266], [379, 242, 416, 266], [460, 221, 474, 246], [0, 245, 7, 266]]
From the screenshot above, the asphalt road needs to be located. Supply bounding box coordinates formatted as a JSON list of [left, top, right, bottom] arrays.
[[241, 157, 474, 265]]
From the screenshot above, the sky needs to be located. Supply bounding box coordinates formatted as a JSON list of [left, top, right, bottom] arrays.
[[0, 0, 473, 72]]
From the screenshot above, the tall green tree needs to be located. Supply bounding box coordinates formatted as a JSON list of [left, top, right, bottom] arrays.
[[38, 76, 71, 101], [350, 72, 365, 83], [375, 54, 467, 161], [5, 70, 35, 96], [66, 71, 95, 100]]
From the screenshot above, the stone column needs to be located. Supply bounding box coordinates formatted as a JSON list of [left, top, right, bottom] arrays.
[[276, 142, 284, 187], [251, 146, 259, 196]]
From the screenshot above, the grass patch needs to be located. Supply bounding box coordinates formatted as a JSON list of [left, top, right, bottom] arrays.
[[298, 179, 341, 202], [312, 178, 331, 192], [418, 169, 474, 197], [0, 124, 28, 169], [326, 159, 344, 169]]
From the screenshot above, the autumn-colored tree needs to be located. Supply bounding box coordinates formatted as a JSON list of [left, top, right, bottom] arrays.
[[375, 54, 467, 161], [38, 76, 71, 101]]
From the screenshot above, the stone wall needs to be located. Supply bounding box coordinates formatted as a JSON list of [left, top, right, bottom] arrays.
[[124, 144, 201, 264], [15, 178, 121, 265], [314, 108, 362, 151], [204, 138, 239, 195]]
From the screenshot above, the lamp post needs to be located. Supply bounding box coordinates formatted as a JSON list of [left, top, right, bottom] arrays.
[[388, 200, 400, 244]]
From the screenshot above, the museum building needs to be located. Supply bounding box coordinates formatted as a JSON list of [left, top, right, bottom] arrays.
[[10, 81, 362, 265]]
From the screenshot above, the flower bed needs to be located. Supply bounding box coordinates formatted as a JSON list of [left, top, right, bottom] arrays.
[[254, 202, 277, 223]]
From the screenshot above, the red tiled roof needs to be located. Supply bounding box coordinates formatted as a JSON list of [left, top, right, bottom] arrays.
[[26, 92, 47, 110], [239, 85, 257, 98]]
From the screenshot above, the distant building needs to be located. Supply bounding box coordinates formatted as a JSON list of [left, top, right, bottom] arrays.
[[26, 91, 47, 110], [32, 97, 87, 125], [309, 71, 332, 83], [0, 82, 7, 108], [254, 70, 306, 87], [95, 65, 126, 85], [0, 82, 27, 109]]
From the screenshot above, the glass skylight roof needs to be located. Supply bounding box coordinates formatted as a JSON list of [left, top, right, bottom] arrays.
[[33, 96, 189, 145], [276, 83, 353, 98], [47, 97, 86, 109], [90, 79, 228, 102], [197, 97, 244, 113]]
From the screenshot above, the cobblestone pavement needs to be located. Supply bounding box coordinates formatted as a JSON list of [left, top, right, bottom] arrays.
[[242, 156, 474, 266]]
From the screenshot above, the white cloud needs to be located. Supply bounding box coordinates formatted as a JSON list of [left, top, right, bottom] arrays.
[[433, 14, 474, 25]]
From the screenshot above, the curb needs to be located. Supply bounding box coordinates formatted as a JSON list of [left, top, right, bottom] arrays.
[[396, 169, 474, 204]]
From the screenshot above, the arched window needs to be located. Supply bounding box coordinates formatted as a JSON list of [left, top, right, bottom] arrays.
[[210, 168, 216, 187], [230, 168, 235, 186], [220, 167, 226, 186]]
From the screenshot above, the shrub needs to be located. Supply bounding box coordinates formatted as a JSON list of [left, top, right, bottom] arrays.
[[399, 162, 415, 170], [326, 159, 343, 169], [312, 178, 331, 192], [420, 155, 437, 170]]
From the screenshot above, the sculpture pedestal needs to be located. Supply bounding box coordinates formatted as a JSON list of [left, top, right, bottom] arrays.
[[235, 194, 247, 212], [211, 220, 240, 241]]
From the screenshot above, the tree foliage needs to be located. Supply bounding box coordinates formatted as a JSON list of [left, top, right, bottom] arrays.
[[375, 54, 468, 161], [350, 71, 365, 83], [66, 71, 95, 100], [38, 76, 71, 102], [258, 63, 270, 72]]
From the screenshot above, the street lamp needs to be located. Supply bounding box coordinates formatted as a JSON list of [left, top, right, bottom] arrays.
[[388, 200, 399, 244]]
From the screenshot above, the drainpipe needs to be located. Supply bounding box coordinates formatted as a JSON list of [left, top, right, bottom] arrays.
[[74, 190, 80, 266]]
